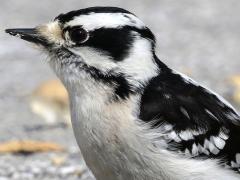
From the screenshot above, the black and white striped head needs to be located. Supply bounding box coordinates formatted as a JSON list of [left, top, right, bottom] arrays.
[[6, 7, 160, 98]]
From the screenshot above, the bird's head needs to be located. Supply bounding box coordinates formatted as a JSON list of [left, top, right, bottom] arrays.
[[6, 7, 161, 99]]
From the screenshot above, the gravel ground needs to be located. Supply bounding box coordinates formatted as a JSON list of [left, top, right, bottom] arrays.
[[0, 0, 240, 179]]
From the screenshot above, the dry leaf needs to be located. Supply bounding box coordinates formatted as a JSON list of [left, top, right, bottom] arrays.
[[29, 79, 71, 125], [233, 91, 240, 104], [230, 75, 240, 87], [32, 79, 68, 103], [0, 140, 64, 154], [51, 155, 67, 166], [229, 75, 240, 104]]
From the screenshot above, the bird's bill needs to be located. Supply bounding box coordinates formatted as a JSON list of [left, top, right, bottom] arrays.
[[5, 28, 49, 46]]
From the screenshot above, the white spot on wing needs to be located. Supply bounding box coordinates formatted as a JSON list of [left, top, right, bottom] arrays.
[[198, 144, 210, 156], [204, 139, 210, 149], [225, 112, 240, 122], [236, 153, 240, 164], [201, 146, 210, 155], [219, 129, 229, 140], [191, 143, 199, 156], [211, 136, 226, 150], [197, 144, 203, 153], [208, 141, 220, 155], [163, 124, 173, 131], [164, 94, 171, 99], [179, 130, 194, 141], [205, 109, 218, 120], [231, 161, 240, 168], [180, 107, 190, 119], [191, 129, 206, 136], [184, 148, 191, 156], [168, 131, 181, 143]]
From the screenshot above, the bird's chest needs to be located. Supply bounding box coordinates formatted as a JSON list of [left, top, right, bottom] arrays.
[[69, 92, 140, 180], [70, 90, 120, 140]]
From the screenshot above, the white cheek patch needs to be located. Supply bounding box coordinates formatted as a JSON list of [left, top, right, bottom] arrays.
[[118, 37, 158, 86], [37, 21, 65, 45], [68, 47, 118, 72], [68, 36, 158, 87], [66, 13, 145, 31]]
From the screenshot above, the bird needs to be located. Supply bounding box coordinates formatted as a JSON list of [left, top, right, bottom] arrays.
[[5, 6, 240, 180]]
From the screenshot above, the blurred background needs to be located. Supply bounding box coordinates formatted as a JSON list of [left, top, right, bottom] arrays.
[[0, 0, 240, 179]]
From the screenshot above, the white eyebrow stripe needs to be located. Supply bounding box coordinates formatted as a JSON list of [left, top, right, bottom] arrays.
[[66, 13, 145, 31]]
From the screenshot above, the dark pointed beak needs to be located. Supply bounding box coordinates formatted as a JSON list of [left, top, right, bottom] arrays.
[[5, 28, 49, 46]]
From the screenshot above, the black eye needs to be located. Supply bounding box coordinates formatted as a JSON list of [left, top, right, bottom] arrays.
[[68, 27, 89, 44]]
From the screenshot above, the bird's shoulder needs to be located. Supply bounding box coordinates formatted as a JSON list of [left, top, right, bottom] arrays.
[[139, 69, 240, 171]]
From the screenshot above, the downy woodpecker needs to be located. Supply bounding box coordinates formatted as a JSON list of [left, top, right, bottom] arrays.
[[6, 6, 240, 180]]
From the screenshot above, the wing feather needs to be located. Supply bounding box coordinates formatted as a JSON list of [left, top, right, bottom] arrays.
[[139, 70, 240, 171]]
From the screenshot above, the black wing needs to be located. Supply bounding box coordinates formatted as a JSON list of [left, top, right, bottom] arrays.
[[139, 69, 240, 171]]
